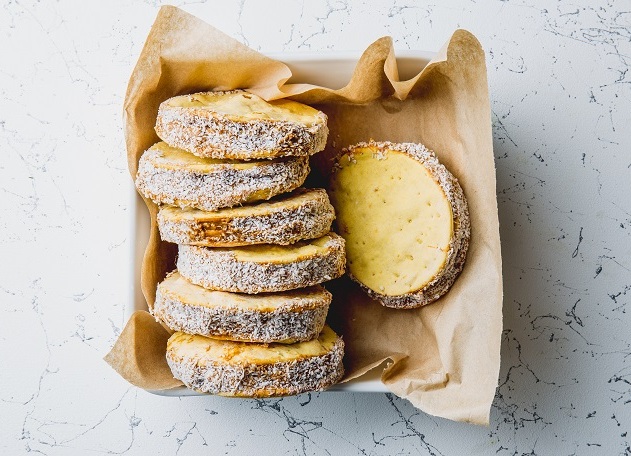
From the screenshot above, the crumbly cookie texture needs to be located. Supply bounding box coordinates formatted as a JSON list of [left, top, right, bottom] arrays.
[[166, 326, 345, 397], [330, 141, 470, 309], [152, 271, 331, 343], [155, 90, 328, 160], [135, 142, 309, 211], [157, 188, 335, 247], [177, 233, 346, 294]]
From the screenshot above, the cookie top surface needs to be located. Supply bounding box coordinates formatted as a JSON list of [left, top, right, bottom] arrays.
[[167, 325, 339, 365], [159, 272, 331, 312], [224, 232, 343, 264], [329, 142, 455, 296], [146, 141, 289, 171], [159, 188, 330, 221], [164, 90, 325, 127]]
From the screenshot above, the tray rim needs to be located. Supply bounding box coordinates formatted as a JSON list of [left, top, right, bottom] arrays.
[[128, 49, 436, 396]]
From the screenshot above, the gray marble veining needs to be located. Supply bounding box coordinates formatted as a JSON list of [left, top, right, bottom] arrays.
[[1, 0, 629, 454]]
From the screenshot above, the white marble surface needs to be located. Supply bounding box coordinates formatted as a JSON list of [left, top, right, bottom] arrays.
[[1, 0, 630, 454]]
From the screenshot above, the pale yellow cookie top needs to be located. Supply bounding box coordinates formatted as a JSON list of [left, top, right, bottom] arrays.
[[225, 232, 342, 263], [166, 91, 324, 127], [159, 272, 330, 311], [329, 145, 453, 296], [159, 188, 327, 220], [147, 141, 277, 170], [168, 325, 339, 365]]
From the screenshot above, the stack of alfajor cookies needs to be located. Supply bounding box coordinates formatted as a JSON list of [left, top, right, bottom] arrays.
[[135, 90, 345, 397]]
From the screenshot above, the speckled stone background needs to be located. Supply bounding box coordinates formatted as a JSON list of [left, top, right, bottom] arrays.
[[1, 0, 630, 454]]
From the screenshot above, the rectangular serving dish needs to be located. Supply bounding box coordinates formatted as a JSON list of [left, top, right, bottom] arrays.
[[129, 50, 435, 395]]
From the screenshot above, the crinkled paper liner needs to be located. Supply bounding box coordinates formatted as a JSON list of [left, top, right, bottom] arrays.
[[105, 6, 503, 425]]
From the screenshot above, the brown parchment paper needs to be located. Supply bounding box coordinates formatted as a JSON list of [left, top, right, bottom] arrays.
[[106, 5, 503, 425]]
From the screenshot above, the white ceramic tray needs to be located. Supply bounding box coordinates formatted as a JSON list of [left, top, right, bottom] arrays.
[[129, 50, 435, 395]]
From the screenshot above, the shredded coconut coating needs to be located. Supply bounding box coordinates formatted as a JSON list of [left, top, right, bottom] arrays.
[[177, 234, 347, 294], [135, 147, 309, 211], [152, 279, 331, 343], [157, 189, 336, 247], [155, 91, 328, 160], [333, 141, 471, 309], [166, 335, 345, 397]]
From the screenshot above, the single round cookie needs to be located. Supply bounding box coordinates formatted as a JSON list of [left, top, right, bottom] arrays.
[[328, 141, 470, 309], [166, 325, 344, 397], [135, 142, 309, 211], [155, 90, 328, 160], [157, 188, 335, 247], [153, 271, 331, 343], [177, 233, 346, 294]]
